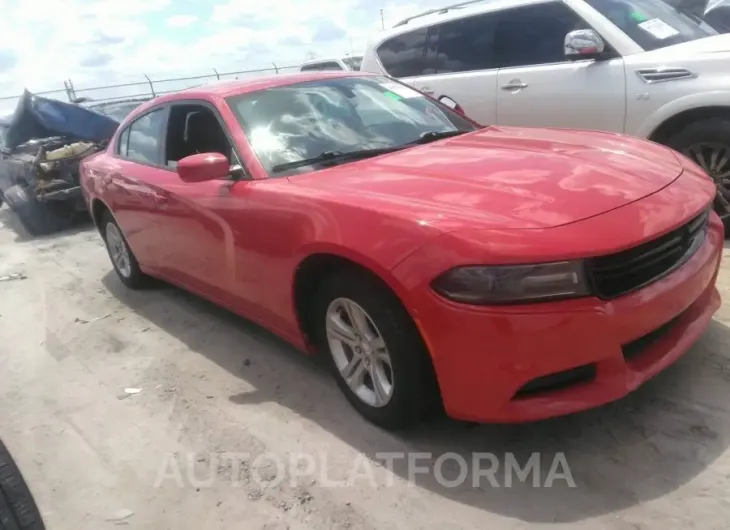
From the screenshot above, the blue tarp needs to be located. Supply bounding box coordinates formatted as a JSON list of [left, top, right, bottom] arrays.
[[4, 90, 120, 150]]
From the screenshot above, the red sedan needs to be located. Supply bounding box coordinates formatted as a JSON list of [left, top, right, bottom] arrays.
[[80, 72, 723, 430]]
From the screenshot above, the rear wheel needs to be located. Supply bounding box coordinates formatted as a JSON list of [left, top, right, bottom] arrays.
[[101, 211, 150, 289], [314, 269, 440, 430], [0, 439, 45, 530]]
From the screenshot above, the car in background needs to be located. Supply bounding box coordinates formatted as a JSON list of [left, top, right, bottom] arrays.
[[81, 72, 721, 430], [299, 56, 363, 71], [361, 0, 730, 222], [0, 91, 119, 235], [87, 97, 152, 122]]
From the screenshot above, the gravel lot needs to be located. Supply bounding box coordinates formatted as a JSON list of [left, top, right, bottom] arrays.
[[1, 207, 730, 530]]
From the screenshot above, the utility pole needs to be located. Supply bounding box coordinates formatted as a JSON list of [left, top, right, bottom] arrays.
[[380, 8, 385, 30]]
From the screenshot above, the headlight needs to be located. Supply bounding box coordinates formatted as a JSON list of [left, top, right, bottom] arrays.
[[431, 261, 590, 305]]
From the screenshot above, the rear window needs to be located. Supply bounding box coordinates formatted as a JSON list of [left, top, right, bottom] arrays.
[[376, 28, 428, 77]]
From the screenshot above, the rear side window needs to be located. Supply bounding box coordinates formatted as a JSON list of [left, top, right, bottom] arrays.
[[376, 28, 428, 77], [121, 109, 165, 165], [301, 63, 322, 71], [117, 127, 130, 156], [427, 13, 499, 73], [496, 2, 589, 68]]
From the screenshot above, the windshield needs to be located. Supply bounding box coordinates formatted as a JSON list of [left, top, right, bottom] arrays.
[[586, 0, 717, 50], [342, 56, 363, 70], [226, 76, 477, 177]]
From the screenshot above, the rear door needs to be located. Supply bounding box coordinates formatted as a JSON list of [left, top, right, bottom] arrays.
[[376, 14, 500, 126], [493, 1, 626, 132], [111, 106, 171, 271]]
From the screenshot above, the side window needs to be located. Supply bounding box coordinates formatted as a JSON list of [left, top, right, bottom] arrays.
[[376, 28, 428, 77], [164, 103, 242, 173], [117, 127, 130, 156], [126, 109, 165, 164], [496, 2, 589, 68], [301, 63, 322, 71], [427, 14, 499, 74]]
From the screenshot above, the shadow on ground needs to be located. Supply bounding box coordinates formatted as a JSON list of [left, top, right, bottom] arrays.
[[103, 273, 730, 524]]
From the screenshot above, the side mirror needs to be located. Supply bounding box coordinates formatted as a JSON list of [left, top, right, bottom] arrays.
[[437, 95, 466, 116], [564, 29, 606, 60], [177, 152, 230, 183]]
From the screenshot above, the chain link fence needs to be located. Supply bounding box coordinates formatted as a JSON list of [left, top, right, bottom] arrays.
[[0, 62, 301, 111]]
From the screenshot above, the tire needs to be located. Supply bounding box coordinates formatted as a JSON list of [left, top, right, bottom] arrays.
[[665, 117, 730, 226], [314, 268, 440, 430], [2, 185, 71, 237], [100, 210, 150, 289], [0, 439, 45, 530]]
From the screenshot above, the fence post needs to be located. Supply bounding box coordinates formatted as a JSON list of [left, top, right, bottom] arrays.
[[213, 68, 220, 80], [143, 74, 156, 97], [64, 79, 76, 102], [272, 62, 279, 74]]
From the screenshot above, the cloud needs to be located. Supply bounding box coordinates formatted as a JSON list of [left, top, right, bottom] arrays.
[[80, 52, 114, 68], [166, 14, 198, 28], [0, 0, 444, 113], [0, 50, 17, 71]]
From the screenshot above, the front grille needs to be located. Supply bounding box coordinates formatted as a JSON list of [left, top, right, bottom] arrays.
[[586, 208, 710, 300]]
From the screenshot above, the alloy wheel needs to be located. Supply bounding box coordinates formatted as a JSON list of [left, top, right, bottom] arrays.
[[684, 142, 730, 199], [325, 297, 394, 408], [105, 222, 132, 278]]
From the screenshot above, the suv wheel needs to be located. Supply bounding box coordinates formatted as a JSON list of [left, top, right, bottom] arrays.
[[666, 118, 730, 228]]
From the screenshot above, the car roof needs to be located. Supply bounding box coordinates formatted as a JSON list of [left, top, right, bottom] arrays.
[[377, 0, 553, 38], [123, 72, 380, 123], [148, 71, 376, 103]]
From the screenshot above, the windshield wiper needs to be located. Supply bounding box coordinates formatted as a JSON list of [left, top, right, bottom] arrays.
[[271, 146, 404, 173], [408, 130, 467, 145]]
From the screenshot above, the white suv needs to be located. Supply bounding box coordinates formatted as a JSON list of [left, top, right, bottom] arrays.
[[361, 0, 730, 214]]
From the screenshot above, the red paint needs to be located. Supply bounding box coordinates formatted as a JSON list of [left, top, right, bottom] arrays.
[[81, 72, 723, 423], [177, 153, 230, 183]]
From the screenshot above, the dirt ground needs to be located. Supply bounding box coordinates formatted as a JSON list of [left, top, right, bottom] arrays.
[[1, 208, 730, 530]]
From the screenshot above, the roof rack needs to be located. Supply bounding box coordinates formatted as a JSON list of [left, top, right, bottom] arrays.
[[392, 0, 489, 27]]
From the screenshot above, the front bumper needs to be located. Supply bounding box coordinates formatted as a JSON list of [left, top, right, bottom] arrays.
[[404, 213, 723, 423]]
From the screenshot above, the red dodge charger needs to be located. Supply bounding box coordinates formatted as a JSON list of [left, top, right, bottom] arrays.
[[80, 72, 723, 430]]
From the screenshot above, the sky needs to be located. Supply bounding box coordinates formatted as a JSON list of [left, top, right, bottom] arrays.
[[0, 0, 450, 113]]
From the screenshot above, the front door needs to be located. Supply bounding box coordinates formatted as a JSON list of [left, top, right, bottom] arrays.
[[494, 1, 627, 133], [150, 101, 249, 303]]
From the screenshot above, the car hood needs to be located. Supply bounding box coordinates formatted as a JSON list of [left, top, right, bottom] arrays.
[[656, 33, 730, 54], [290, 126, 684, 231]]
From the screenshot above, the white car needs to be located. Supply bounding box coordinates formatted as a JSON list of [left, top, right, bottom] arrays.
[[299, 56, 363, 72], [361, 0, 730, 214]]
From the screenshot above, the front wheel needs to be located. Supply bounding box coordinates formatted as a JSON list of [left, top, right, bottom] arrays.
[[314, 269, 440, 430]]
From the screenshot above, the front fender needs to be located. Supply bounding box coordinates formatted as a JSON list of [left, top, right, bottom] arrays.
[[634, 90, 730, 138]]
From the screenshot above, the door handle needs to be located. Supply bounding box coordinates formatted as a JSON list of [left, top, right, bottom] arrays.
[[420, 86, 435, 95], [501, 81, 528, 90]]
